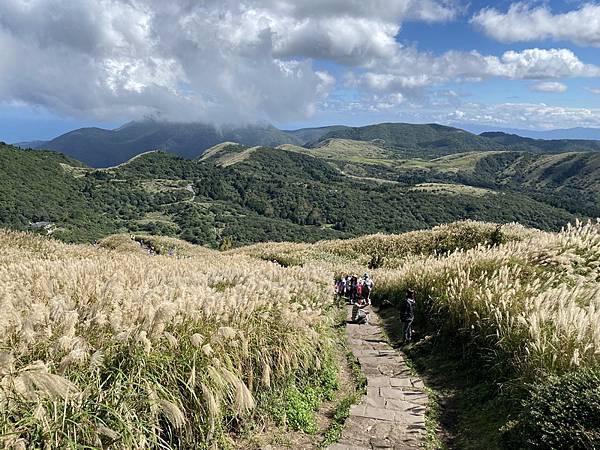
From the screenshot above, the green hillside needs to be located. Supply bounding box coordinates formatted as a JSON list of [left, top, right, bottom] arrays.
[[481, 131, 600, 152], [0, 146, 125, 241], [0, 141, 589, 247], [311, 123, 505, 155], [25, 121, 600, 168], [297, 139, 600, 217], [394, 150, 600, 216], [284, 125, 349, 143]]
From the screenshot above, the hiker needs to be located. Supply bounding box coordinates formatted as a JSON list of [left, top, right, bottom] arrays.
[[341, 276, 349, 298], [350, 276, 358, 303], [400, 289, 416, 343], [356, 277, 363, 300], [352, 296, 370, 324], [344, 275, 352, 303], [336, 278, 345, 297], [362, 273, 374, 303]]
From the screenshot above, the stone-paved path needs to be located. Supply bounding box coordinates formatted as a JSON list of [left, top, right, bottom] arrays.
[[329, 307, 428, 450]]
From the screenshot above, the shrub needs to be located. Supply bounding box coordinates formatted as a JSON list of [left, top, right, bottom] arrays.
[[502, 369, 600, 449]]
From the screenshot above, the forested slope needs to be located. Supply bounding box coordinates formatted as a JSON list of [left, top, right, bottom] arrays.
[[0, 142, 588, 246]]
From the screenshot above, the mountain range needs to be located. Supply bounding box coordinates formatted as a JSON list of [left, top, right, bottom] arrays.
[[459, 124, 600, 141], [14, 120, 600, 167], [2, 117, 599, 247]]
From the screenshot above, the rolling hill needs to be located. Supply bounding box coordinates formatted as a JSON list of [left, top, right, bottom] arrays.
[[16, 120, 600, 168], [21, 120, 303, 167], [1, 140, 589, 247], [308, 122, 504, 154], [481, 131, 600, 153]]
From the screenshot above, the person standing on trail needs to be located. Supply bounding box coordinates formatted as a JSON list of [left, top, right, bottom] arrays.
[[362, 273, 374, 304], [351, 275, 359, 304], [400, 289, 416, 343]]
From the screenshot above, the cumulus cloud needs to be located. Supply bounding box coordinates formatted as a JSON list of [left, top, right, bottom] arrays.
[[472, 3, 600, 46], [1, 0, 597, 126], [444, 102, 600, 130], [531, 82, 567, 93], [351, 48, 600, 95], [0, 0, 459, 123], [317, 95, 600, 130]]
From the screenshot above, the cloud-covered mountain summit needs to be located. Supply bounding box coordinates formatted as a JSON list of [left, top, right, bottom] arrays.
[[1, 0, 600, 132]]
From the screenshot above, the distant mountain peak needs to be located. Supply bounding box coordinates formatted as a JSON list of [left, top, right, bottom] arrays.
[[14, 121, 600, 168]]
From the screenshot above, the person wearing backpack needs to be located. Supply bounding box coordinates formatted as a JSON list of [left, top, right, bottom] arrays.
[[400, 289, 416, 343], [362, 273, 374, 304]]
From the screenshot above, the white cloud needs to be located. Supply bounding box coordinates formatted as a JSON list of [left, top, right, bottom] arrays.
[[531, 82, 567, 93], [318, 96, 600, 130], [472, 3, 600, 46], [586, 87, 600, 94], [444, 102, 600, 130], [0, 0, 461, 122], [486, 48, 600, 79], [351, 48, 600, 95], [1, 0, 597, 126]]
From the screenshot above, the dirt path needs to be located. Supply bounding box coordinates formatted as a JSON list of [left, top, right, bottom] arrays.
[[184, 183, 196, 202], [329, 307, 427, 450]]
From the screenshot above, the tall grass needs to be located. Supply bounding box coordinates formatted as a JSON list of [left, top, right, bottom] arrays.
[[0, 230, 335, 448], [237, 220, 600, 379], [372, 220, 600, 379], [231, 220, 536, 270], [3, 220, 598, 447], [236, 219, 600, 447]]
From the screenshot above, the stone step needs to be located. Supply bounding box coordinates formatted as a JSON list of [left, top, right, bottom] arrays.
[[329, 306, 427, 450]]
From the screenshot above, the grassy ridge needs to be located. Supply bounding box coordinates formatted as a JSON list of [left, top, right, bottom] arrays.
[[0, 230, 339, 448], [2, 221, 598, 448]]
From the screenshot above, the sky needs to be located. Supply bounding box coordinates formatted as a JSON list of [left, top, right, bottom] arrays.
[[2, 0, 600, 142]]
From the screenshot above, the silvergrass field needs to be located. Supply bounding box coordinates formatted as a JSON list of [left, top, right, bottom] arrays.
[[1, 220, 599, 448]]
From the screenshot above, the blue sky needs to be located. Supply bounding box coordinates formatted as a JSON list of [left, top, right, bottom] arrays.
[[2, 0, 600, 142]]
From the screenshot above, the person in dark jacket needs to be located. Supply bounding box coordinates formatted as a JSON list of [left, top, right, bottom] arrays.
[[400, 289, 416, 343]]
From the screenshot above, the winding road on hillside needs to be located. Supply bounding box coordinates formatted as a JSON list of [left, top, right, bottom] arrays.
[[329, 307, 427, 450]]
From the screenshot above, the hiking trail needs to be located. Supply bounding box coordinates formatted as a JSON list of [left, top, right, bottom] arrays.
[[329, 306, 427, 450]]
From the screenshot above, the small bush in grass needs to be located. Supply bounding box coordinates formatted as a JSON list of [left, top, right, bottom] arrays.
[[502, 368, 600, 449], [269, 357, 340, 434], [285, 386, 320, 433]]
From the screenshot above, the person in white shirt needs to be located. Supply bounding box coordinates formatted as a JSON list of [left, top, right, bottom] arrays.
[[362, 273, 374, 304]]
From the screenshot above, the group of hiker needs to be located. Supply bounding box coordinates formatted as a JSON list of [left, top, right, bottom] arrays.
[[336, 273, 375, 326], [335, 273, 374, 304], [336, 273, 417, 343]]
